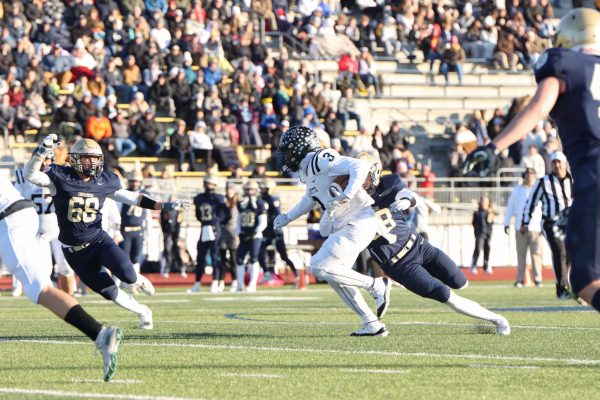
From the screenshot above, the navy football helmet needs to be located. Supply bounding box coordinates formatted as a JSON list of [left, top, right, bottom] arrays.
[[278, 126, 321, 173]]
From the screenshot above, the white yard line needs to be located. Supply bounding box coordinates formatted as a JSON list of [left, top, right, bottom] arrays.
[[340, 368, 410, 374], [0, 388, 202, 400], [1, 338, 598, 366], [70, 379, 143, 384], [218, 373, 283, 378]]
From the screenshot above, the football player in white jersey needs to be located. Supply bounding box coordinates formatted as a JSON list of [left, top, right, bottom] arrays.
[[13, 151, 77, 296], [274, 126, 391, 336], [0, 176, 122, 382]]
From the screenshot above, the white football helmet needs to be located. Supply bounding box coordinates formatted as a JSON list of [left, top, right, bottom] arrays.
[[357, 152, 382, 194], [69, 138, 104, 177], [555, 8, 600, 55]]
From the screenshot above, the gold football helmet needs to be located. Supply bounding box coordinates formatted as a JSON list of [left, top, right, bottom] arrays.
[[69, 138, 104, 177], [554, 8, 600, 53], [357, 152, 382, 194], [243, 180, 260, 197]]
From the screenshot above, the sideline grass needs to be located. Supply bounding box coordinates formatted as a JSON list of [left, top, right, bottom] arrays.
[[0, 283, 598, 400]]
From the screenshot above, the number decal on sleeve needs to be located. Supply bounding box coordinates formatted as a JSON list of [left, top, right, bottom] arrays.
[[590, 64, 600, 101], [31, 193, 54, 215], [322, 152, 335, 161], [67, 196, 100, 223]]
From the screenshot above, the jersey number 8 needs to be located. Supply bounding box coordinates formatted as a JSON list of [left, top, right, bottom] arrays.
[[68, 196, 100, 223]]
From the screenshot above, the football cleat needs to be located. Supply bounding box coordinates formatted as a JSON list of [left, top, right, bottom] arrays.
[[371, 277, 392, 319], [95, 326, 123, 382], [493, 316, 511, 336], [139, 305, 153, 330], [350, 320, 389, 337], [136, 275, 155, 296], [187, 282, 201, 293]]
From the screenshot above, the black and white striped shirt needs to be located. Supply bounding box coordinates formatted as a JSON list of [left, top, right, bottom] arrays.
[[522, 172, 573, 227]]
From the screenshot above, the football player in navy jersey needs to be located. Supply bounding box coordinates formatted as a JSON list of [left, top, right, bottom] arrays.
[[259, 179, 299, 286], [320, 153, 510, 335], [190, 176, 230, 293], [235, 180, 268, 292], [24, 135, 191, 329], [119, 170, 153, 295], [464, 8, 600, 312]]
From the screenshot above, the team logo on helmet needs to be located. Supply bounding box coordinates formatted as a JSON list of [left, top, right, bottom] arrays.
[[69, 139, 104, 177], [357, 152, 382, 195], [277, 126, 321, 173]]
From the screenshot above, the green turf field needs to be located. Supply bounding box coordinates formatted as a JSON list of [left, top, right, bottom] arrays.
[[0, 282, 598, 400]]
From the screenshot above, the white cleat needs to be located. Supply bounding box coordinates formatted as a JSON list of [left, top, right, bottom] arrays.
[[187, 282, 201, 293], [139, 305, 153, 330], [351, 320, 389, 337], [246, 285, 257, 293], [136, 275, 155, 296], [372, 277, 392, 319], [95, 326, 123, 382], [210, 281, 219, 293], [11, 284, 22, 297], [494, 316, 511, 336]]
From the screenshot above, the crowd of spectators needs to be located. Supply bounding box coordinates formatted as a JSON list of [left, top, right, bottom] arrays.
[[0, 0, 568, 180]]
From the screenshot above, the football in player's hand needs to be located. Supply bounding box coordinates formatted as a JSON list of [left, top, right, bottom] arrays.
[[328, 175, 371, 198]]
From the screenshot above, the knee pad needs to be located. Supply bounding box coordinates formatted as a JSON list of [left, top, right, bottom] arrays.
[[310, 267, 330, 282], [457, 281, 469, 290], [120, 266, 138, 285], [99, 284, 119, 301], [429, 284, 451, 303]]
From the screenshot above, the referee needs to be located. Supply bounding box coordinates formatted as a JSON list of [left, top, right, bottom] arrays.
[[522, 151, 573, 299]]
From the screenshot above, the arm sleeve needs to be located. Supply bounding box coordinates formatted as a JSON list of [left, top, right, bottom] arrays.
[[522, 179, 543, 225], [23, 156, 57, 195], [286, 194, 316, 221], [329, 156, 369, 200], [255, 213, 267, 234], [504, 189, 516, 227], [395, 188, 420, 208], [108, 188, 142, 206]]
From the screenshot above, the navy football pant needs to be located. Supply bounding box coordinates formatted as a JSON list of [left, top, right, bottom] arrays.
[[63, 231, 136, 301], [383, 237, 467, 303], [259, 233, 297, 275], [196, 239, 222, 281], [236, 238, 262, 265], [567, 159, 600, 295], [120, 230, 144, 265]]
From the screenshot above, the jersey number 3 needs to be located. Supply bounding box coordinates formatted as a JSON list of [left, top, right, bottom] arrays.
[[68, 196, 100, 223]]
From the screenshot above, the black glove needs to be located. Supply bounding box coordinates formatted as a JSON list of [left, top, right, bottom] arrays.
[[462, 143, 499, 177], [551, 207, 570, 241]]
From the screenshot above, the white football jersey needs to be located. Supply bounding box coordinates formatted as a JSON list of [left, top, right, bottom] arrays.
[[0, 176, 24, 213], [14, 168, 59, 239], [299, 149, 375, 230]]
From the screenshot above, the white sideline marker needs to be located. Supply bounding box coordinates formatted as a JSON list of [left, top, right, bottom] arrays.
[[0, 388, 202, 400], [2, 339, 600, 366]]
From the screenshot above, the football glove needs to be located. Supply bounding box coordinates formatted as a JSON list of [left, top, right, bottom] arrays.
[[34, 133, 59, 158], [162, 199, 191, 211], [551, 207, 570, 242], [462, 143, 499, 177], [273, 214, 291, 229], [390, 199, 413, 213]]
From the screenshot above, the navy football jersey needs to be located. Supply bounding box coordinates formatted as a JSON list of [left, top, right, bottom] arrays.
[[47, 164, 122, 245], [194, 192, 227, 227], [261, 193, 282, 235], [121, 203, 146, 228], [237, 198, 267, 235], [367, 174, 418, 266], [535, 48, 600, 169]]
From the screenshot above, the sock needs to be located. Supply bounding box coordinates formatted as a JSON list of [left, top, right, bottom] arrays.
[[329, 282, 377, 323], [113, 288, 146, 315], [592, 291, 600, 312], [236, 265, 245, 290], [445, 291, 500, 323], [64, 305, 103, 341], [249, 262, 260, 289]]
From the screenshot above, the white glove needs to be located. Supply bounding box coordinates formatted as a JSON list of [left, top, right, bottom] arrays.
[[325, 199, 345, 219], [162, 199, 191, 211], [42, 134, 59, 149], [390, 199, 413, 213], [273, 213, 291, 229]]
